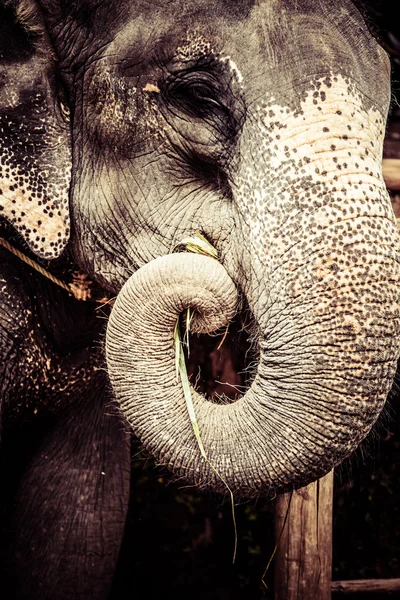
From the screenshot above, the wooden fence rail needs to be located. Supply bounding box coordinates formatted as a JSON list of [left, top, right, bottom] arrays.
[[331, 578, 400, 594]]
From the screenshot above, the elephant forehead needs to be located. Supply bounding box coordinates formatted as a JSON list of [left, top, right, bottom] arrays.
[[90, 0, 385, 79], [78, 0, 389, 123]]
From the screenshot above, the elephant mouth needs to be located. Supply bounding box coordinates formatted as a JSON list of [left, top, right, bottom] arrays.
[[182, 296, 259, 404]]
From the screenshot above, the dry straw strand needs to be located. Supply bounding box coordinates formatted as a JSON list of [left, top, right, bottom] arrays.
[[174, 231, 237, 563]]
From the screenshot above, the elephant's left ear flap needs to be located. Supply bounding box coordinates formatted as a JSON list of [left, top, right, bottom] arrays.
[[0, 2, 71, 260]]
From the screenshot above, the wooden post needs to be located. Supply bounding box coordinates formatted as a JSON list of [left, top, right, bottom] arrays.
[[274, 470, 334, 600], [382, 158, 400, 190]]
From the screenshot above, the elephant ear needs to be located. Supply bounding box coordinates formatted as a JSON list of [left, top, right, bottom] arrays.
[[0, 0, 71, 259]]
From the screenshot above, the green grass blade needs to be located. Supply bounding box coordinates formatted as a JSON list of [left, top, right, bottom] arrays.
[[174, 309, 237, 562]]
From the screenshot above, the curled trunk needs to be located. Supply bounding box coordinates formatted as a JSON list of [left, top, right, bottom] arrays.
[[106, 250, 399, 498]]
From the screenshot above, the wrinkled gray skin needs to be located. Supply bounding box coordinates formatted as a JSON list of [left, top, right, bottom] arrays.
[[101, 0, 400, 496], [2, 0, 400, 502]]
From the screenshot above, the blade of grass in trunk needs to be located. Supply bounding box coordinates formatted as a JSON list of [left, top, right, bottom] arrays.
[[173, 233, 237, 560], [174, 317, 237, 562], [174, 320, 181, 381], [174, 230, 219, 260], [177, 332, 206, 458], [184, 307, 193, 357]]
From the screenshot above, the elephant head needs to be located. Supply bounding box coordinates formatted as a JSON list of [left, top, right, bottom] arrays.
[[2, 0, 400, 498]]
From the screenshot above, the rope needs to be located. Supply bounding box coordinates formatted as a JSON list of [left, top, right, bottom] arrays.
[[0, 237, 113, 305], [3, 219, 399, 304]]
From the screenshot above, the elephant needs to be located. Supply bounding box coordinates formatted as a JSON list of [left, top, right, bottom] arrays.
[[1, 0, 400, 597]]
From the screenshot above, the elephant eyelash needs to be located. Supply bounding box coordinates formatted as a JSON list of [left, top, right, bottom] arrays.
[[161, 68, 245, 141], [185, 151, 234, 200], [168, 135, 234, 200], [175, 81, 219, 106], [164, 72, 226, 118]]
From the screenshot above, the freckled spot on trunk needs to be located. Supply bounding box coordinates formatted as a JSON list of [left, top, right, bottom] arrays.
[[314, 256, 338, 280], [342, 316, 362, 335]]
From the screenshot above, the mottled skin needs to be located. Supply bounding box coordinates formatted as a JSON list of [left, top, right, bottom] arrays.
[[0, 224, 131, 598], [1, 0, 400, 598], [0, 4, 70, 257]]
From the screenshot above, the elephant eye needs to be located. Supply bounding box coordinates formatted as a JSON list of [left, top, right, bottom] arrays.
[[181, 82, 218, 104], [167, 74, 223, 117]]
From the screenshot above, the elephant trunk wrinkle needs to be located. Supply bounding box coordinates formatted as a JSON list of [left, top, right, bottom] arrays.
[[105, 249, 400, 497]]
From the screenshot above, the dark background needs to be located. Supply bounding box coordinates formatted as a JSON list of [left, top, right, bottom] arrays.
[[109, 3, 400, 598]]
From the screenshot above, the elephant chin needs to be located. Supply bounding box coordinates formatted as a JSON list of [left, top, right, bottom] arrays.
[[105, 252, 398, 498]]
